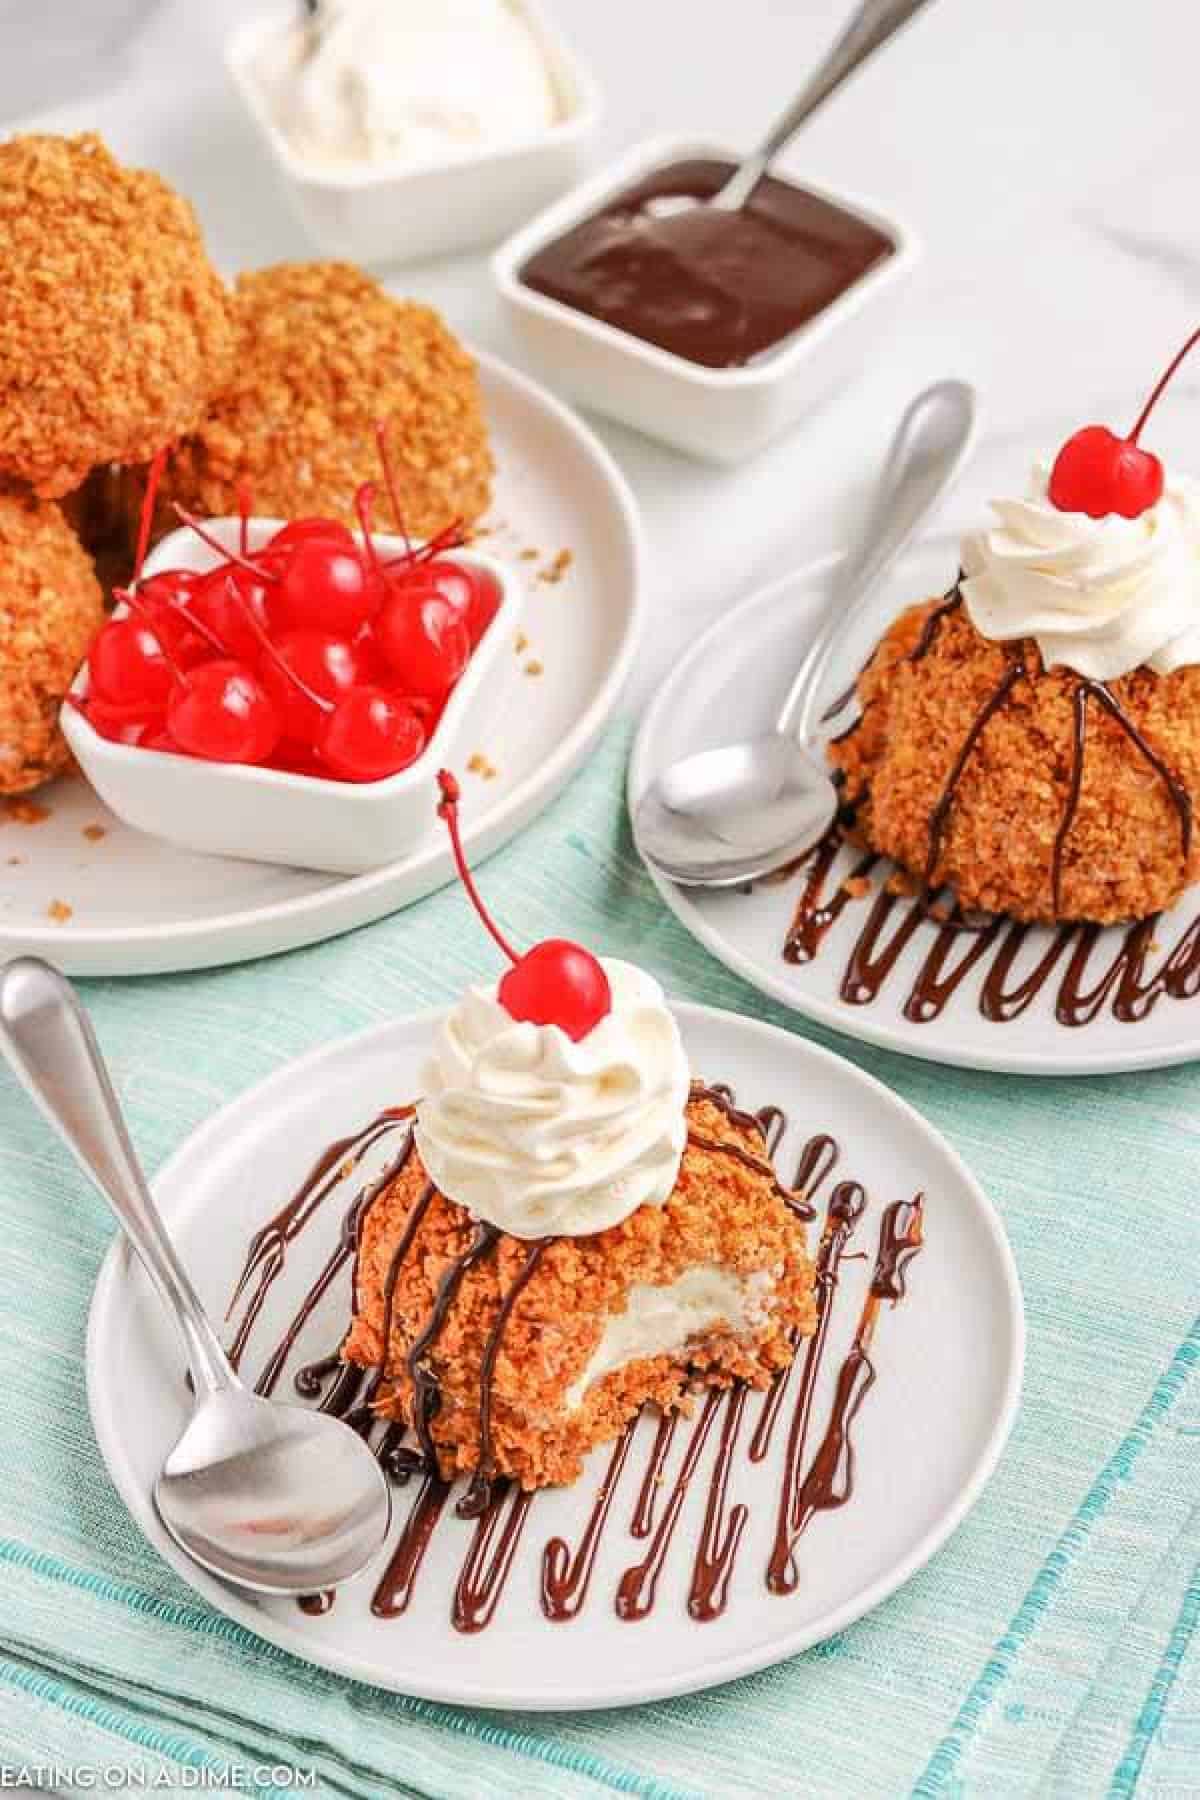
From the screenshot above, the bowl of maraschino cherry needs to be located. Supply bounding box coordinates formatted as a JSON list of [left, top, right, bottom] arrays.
[[62, 435, 521, 874]]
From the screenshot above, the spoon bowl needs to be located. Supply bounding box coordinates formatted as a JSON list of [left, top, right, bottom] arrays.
[[157, 1390, 390, 1593], [634, 737, 837, 888], [634, 378, 977, 889], [0, 956, 391, 1597]]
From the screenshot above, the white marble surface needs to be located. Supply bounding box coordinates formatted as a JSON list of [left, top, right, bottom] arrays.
[[11, 0, 1200, 709]]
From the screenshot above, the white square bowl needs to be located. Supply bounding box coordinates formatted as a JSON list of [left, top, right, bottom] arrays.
[[226, 1, 602, 266], [60, 520, 523, 875], [493, 134, 919, 464]]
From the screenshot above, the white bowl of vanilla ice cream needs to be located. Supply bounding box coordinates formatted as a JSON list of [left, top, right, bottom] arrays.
[[228, 0, 602, 266]]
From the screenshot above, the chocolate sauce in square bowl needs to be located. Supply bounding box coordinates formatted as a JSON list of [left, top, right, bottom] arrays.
[[520, 157, 895, 370]]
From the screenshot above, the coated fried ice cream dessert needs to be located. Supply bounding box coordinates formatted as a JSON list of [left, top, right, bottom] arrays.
[[0, 134, 235, 499], [0, 488, 106, 794], [830, 330, 1200, 925], [340, 774, 816, 1492], [127, 262, 494, 546]]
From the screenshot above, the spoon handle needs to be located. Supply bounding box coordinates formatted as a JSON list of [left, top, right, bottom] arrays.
[[0, 958, 236, 1398], [776, 379, 978, 746], [716, 0, 935, 210]]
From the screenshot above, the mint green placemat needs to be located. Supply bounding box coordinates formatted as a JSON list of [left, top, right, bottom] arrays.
[[1, 722, 1198, 1797]]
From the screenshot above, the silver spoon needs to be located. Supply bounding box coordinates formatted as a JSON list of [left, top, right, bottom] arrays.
[[649, 0, 935, 221], [634, 379, 977, 889], [0, 957, 391, 1595]]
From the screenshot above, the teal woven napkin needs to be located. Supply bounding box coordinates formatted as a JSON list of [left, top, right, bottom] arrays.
[[1, 721, 1198, 1798]]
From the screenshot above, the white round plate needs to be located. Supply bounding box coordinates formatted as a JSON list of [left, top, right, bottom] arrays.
[[0, 351, 642, 977], [87, 1003, 1022, 1711], [629, 538, 1200, 1076]]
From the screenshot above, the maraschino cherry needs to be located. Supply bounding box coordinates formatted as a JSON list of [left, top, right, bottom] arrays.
[[234, 582, 425, 780], [436, 770, 611, 1041], [1048, 325, 1200, 519], [168, 660, 281, 764]]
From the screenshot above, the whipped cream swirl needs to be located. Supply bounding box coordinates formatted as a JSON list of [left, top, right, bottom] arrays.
[[961, 462, 1200, 682], [415, 959, 689, 1239]]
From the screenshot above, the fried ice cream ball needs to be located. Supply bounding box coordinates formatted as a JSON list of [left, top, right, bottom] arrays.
[[0, 490, 104, 794], [0, 134, 236, 498], [831, 598, 1200, 924], [134, 262, 494, 541]]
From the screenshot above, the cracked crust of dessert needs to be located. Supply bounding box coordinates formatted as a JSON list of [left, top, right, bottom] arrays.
[[124, 261, 494, 548], [342, 1093, 816, 1491], [0, 134, 235, 498], [0, 489, 105, 795], [831, 598, 1200, 925]]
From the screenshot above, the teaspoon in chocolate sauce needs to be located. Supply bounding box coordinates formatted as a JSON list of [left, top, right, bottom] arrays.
[[634, 379, 977, 888], [0, 958, 391, 1595], [648, 0, 934, 221]]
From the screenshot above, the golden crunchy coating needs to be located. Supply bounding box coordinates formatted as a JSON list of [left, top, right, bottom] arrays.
[[0, 490, 105, 793], [0, 134, 235, 498], [134, 262, 493, 542], [832, 598, 1200, 924], [344, 1094, 816, 1490]]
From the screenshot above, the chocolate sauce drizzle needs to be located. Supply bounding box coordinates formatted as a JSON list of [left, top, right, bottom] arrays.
[[687, 1384, 752, 1621], [453, 1482, 534, 1634], [784, 591, 1198, 1028], [785, 827, 1200, 1028], [769, 1195, 922, 1594], [408, 1221, 500, 1472], [458, 1239, 549, 1519], [615, 1388, 726, 1622], [541, 1424, 637, 1621], [226, 1107, 413, 1375], [631, 1409, 679, 1538], [224, 1089, 924, 1635]]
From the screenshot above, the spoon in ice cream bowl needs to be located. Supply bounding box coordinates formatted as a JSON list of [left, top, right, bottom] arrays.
[[634, 378, 978, 889], [0, 957, 392, 1595]]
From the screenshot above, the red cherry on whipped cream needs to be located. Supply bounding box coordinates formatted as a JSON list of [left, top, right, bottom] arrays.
[[436, 769, 612, 1041], [1048, 324, 1200, 519]]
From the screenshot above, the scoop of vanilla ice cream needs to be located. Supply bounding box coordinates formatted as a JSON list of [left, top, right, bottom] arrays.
[[254, 0, 559, 170], [414, 959, 690, 1239], [961, 460, 1200, 682]]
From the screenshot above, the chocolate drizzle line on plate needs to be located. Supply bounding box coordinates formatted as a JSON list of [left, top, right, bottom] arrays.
[[615, 1388, 726, 1622], [630, 1409, 680, 1539], [783, 822, 1200, 1028], [773, 1198, 924, 1591], [541, 1423, 637, 1621], [686, 1384, 752, 1621], [766, 1182, 868, 1594], [453, 1481, 535, 1634], [372, 1474, 451, 1619], [224, 1090, 924, 1633], [750, 1136, 845, 1463], [781, 587, 1197, 1028]]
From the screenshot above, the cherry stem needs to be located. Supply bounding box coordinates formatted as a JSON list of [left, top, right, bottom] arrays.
[[237, 481, 254, 559], [113, 586, 191, 689], [1129, 324, 1200, 443], [436, 770, 519, 964], [133, 447, 168, 586], [354, 483, 384, 578], [227, 578, 334, 716], [170, 596, 229, 658], [382, 519, 466, 571], [374, 422, 414, 559], [172, 505, 280, 583]]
